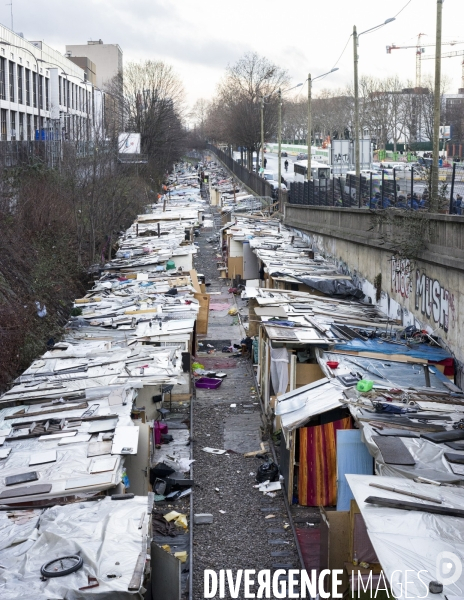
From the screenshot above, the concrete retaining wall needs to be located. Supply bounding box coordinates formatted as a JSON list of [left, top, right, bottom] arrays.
[[284, 205, 464, 377]]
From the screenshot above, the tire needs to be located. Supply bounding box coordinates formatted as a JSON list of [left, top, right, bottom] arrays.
[[41, 555, 84, 578]]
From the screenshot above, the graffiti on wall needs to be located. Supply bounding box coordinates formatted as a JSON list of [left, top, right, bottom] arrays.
[[391, 257, 413, 299], [415, 270, 456, 332]]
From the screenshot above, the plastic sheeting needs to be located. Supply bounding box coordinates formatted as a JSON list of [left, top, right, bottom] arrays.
[[0, 496, 149, 599], [276, 379, 347, 432], [271, 273, 364, 299], [333, 339, 452, 361], [347, 474, 464, 599], [336, 429, 374, 510], [355, 418, 464, 483], [270, 346, 289, 396]]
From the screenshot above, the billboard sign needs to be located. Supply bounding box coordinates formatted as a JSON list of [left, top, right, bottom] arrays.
[[118, 133, 141, 154]]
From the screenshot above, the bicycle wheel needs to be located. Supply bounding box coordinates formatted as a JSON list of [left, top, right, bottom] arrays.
[[41, 554, 83, 578]]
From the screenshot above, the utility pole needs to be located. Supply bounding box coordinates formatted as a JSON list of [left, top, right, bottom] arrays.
[[260, 96, 264, 174], [277, 88, 282, 209], [431, 0, 444, 211], [307, 73, 311, 180], [353, 25, 360, 178]]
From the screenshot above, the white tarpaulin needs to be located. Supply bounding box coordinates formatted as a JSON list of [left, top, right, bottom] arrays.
[[0, 496, 149, 599], [347, 474, 464, 599]]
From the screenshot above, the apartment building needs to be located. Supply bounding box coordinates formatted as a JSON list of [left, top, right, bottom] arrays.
[[0, 25, 104, 142]]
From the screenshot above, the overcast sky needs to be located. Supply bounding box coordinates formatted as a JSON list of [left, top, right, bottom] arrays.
[[7, 0, 464, 106]]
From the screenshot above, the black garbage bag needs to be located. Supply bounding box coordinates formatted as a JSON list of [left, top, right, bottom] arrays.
[[256, 461, 279, 483]]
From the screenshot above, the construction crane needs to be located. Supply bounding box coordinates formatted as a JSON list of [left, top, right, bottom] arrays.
[[386, 33, 464, 87], [421, 49, 464, 90]]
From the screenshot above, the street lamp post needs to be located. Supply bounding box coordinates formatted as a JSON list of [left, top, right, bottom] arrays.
[[353, 17, 395, 177], [277, 83, 303, 210], [307, 68, 339, 181], [260, 96, 265, 174], [431, 0, 445, 211]]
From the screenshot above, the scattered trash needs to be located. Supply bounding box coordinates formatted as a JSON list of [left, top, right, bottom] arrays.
[[228, 307, 238, 316], [215, 487, 220, 492], [202, 447, 226, 455], [256, 461, 279, 483], [219, 510, 226, 514], [194, 514, 213, 524], [230, 403, 237, 408], [35, 301, 47, 318], [174, 551, 187, 563], [264, 514, 276, 519], [163, 511, 188, 529]]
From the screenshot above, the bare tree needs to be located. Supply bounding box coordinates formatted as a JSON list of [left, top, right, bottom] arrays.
[[215, 52, 289, 170]]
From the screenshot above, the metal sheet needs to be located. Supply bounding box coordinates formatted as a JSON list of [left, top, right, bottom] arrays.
[[5, 472, 38, 486], [65, 472, 114, 490], [151, 541, 181, 600], [372, 435, 416, 465], [0, 483, 52, 499], [88, 419, 118, 433]]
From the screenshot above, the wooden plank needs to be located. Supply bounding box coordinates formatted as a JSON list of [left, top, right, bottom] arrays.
[[365, 495, 464, 518], [368, 482, 442, 504], [372, 435, 416, 465], [193, 293, 210, 335], [0, 483, 52, 499], [128, 551, 146, 591], [373, 428, 420, 438]]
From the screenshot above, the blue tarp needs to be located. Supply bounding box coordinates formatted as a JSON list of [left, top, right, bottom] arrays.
[[336, 429, 373, 511], [333, 339, 452, 362]]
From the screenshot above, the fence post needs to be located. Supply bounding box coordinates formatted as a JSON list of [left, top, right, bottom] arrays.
[[369, 172, 373, 209], [349, 176, 352, 207], [358, 174, 362, 208], [338, 177, 344, 206], [332, 178, 335, 206], [393, 168, 397, 205], [449, 162, 457, 214], [410, 167, 414, 206]]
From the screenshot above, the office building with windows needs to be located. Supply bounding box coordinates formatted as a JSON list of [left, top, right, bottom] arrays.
[[0, 25, 110, 143]]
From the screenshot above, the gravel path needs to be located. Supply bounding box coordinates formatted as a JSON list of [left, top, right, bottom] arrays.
[[191, 204, 301, 600]]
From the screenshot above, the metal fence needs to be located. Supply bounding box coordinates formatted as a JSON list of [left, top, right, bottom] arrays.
[[288, 165, 464, 215], [206, 143, 288, 208]]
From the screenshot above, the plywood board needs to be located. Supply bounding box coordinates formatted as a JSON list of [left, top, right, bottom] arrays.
[[111, 426, 139, 455], [90, 456, 118, 473], [87, 441, 112, 457], [29, 450, 57, 466], [193, 293, 210, 335], [5, 471, 38, 486], [189, 269, 201, 293], [295, 363, 324, 388]]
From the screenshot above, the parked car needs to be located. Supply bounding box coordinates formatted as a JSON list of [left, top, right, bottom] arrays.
[[281, 151, 288, 157], [296, 153, 308, 160]]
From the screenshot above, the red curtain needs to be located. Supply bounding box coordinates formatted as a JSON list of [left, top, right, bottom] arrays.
[[298, 417, 352, 506]]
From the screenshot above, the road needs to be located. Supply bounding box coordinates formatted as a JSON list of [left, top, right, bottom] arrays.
[[263, 152, 305, 187]]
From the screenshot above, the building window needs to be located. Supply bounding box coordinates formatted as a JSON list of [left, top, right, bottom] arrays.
[[32, 72, 37, 108], [8, 61, 14, 102], [17, 65, 23, 104], [45, 78, 49, 110], [18, 112, 24, 140], [39, 75, 43, 109], [66, 80, 70, 109], [25, 68, 30, 106], [58, 75, 62, 105], [27, 113, 31, 140], [34, 115, 38, 139], [1, 109, 7, 140], [10, 111, 16, 140], [0, 57, 5, 100]]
